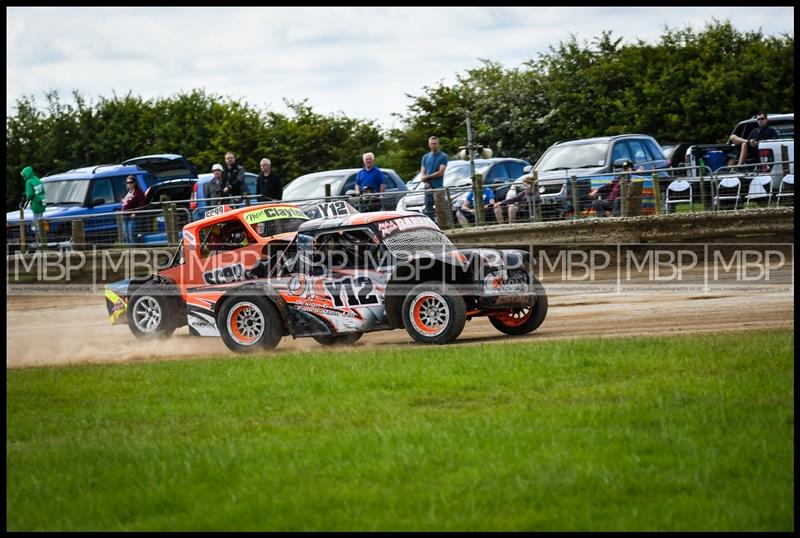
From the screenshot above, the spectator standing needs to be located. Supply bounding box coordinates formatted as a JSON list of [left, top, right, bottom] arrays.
[[222, 151, 247, 199], [420, 136, 448, 218], [204, 163, 226, 209], [494, 174, 539, 224], [355, 152, 385, 212], [256, 158, 282, 201], [20, 166, 46, 247], [456, 184, 495, 225], [729, 111, 778, 166], [120, 175, 146, 244]]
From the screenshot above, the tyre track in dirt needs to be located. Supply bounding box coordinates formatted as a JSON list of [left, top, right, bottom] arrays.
[[7, 274, 793, 369]]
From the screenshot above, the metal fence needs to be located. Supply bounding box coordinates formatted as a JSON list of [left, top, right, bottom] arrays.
[[6, 159, 794, 253]]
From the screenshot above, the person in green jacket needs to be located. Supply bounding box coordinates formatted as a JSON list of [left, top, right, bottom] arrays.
[[21, 166, 46, 247]]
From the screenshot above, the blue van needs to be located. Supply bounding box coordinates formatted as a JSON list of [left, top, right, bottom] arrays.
[[6, 154, 197, 249]]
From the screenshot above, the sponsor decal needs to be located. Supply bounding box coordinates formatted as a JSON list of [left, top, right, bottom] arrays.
[[203, 263, 246, 285], [104, 288, 128, 324], [205, 205, 231, 218], [378, 216, 438, 238], [285, 274, 382, 309], [244, 206, 308, 224], [316, 201, 357, 218]]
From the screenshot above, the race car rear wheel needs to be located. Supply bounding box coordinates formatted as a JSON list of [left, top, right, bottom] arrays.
[[217, 296, 283, 353], [489, 275, 548, 335], [402, 282, 466, 345], [127, 285, 178, 339], [312, 331, 364, 346]]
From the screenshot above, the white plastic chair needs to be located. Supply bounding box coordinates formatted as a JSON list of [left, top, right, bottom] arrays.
[[665, 180, 693, 213], [712, 175, 741, 211], [745, 175, 773, 207], [775, 174, 794, 206]]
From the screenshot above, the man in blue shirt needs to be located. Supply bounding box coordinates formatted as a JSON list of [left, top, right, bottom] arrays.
[[456, 185, 496, 225], [420, 136, 448, 218], [355, 152, 385, 212]]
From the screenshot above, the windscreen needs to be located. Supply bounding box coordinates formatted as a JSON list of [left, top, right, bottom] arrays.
[[42, 180, 90, 205], [535, 142, 609, 171]]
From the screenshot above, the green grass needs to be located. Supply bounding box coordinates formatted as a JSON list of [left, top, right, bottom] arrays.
[[6, 330, 794, 531]]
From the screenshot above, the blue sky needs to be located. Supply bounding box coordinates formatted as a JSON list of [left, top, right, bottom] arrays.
[[6, 6, 794, 129]]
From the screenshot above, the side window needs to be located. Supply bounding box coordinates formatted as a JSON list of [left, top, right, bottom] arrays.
[[313, 228, 380, 273], [506, 162, 526, 178], [486, 163, 510, 181], [341, 174, 357, 195], [198, 220, 255, 258], [627, 140, 650, 165], [382, 172, 398, 190], [611, 141, 633, 164], [89, 178, 114, 205], [644, 140, 665, 161], [110, 175, 131, 202]]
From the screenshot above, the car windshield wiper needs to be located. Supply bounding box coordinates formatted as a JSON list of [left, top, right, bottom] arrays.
[[572, 164, 602, 169], [541, 167, 571, 172]]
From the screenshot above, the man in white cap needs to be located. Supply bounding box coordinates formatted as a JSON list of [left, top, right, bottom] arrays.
[[204, 163, 225, 207]]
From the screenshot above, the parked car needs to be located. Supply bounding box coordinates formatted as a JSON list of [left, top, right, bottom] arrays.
[[532, 134, 670, 219], [282, 168, 409, 211], [396, 158, 530, 214], [6, 154, 197, 249], [189, 172, 259, 219]]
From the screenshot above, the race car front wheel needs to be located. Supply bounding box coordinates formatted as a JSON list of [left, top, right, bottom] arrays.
[[490, 274, 548, 335], [312, 331, 364, 346], [402, 282, 466, 345], [217, 296, 283, 353], [127, 285, 178, 339]]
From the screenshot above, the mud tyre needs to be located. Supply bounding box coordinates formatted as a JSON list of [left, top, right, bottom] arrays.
[[402, 282, 466, 345], [127, 283, 179, 339], [489, 275, 548, 335], [217, 296, 283, 353]]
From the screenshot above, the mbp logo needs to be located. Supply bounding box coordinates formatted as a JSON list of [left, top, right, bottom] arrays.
[[625, 249, 699, 281], [711, 249, 786, 282]]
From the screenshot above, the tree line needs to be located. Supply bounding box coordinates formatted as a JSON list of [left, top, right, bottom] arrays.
[[6, 20, 794, 212]]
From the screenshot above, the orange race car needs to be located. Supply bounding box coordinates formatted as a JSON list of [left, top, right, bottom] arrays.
[[172, 202, 549, 353], [104, 202, 311, 338]]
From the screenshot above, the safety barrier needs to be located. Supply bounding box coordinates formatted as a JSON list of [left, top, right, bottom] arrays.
[[6, 160, 794, 252]]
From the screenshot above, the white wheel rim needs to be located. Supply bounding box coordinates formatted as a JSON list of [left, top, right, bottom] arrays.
[[133, 296, 162, 333], [226, 301, 266, 346], [409, 292, 449, 337]]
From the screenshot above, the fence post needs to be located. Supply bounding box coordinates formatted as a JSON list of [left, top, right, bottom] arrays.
[[444, 187, 455, 229], [434, 190, 449, 229], [781, 145, 790, 177], [698, 161, 708, 210], [35, 219, 47, 251], [165, 203, 178, 246], [620, 176, 629, 217], [472, 173, 485, 227], [71, 219, 85, 250], [570, 175, 580, 219], [652, 173, 662, 215], [532, 171, 541, 223], [18, 208, 27, 254], [116, 213, 125, 244]]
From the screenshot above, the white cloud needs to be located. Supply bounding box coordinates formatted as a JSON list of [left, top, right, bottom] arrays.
[[6, 6, 794, 129]]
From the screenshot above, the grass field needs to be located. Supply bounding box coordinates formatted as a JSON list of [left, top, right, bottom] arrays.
[[6, 329, 794, 531]]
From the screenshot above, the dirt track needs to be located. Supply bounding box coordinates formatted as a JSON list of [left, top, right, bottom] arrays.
[[7, 266, 794, 368]]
